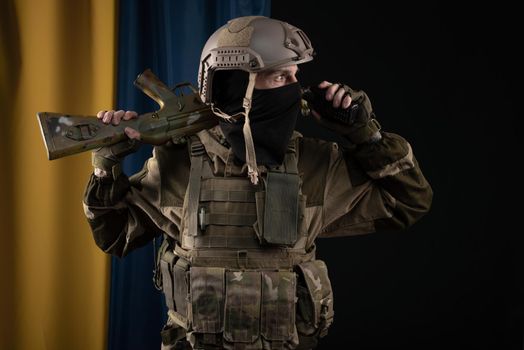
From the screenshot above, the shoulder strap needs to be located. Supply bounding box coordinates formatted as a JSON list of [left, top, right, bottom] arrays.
[[269, 136, 299, 175], [187, 136, 206, 237]]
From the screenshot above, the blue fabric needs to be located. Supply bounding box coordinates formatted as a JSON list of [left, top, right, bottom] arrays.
[[109, 1, 270, 349]]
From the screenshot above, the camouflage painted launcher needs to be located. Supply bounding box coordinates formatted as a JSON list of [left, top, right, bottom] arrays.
[[37, 69, 218, 160]]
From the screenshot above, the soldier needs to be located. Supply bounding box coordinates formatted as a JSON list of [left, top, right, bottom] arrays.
[[84, 16, 433, 350]]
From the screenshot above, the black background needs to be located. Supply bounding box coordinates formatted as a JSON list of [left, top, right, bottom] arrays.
[[272, 3, 522, 350]]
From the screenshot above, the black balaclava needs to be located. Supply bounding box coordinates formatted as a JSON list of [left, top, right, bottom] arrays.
[[212, 70, 302, 166]]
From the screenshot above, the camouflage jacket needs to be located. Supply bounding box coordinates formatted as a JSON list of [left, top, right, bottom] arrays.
[[83, 126, 432, 348], [84, 126, 432, 255]]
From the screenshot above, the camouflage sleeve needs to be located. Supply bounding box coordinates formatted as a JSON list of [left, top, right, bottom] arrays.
[[82, 145, 185, 257], [319, 132, 433, 237]]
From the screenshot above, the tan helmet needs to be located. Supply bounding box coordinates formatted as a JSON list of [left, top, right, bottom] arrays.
[[198, 16, 314, 104], [197, 16, 314, 185]]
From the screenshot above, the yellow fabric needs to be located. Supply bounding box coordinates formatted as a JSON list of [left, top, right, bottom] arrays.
[[0, 0, 116, 349]]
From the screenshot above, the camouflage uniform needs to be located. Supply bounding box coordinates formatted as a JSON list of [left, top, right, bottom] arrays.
[[84, 122, 432, 349], [84, 15, 432, 350]]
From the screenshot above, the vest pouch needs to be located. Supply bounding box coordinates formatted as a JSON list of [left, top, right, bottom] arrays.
[[160, 250, 190, 328], [160, 249, 177, 311], [224, 271, 261, 344], [295, 260, 334, 338], [172, 258, 190, 327], [190, 267, 225, 334], [254, 172, 300, 246], [260, 271, 297, 342]]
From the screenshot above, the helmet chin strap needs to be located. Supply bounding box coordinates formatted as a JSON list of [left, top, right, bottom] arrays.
[[210, 72, 259, 185]]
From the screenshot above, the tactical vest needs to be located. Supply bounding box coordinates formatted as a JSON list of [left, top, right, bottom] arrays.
[[159, 135, 334, 349]]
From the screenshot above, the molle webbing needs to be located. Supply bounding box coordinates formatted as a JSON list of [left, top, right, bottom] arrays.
[[199, 179, 258, 234], [184, 174, 262, 249], [199, 178, 256, 203], [183, 136, 305, 251], [200, 189, 256, 202], [174, 244, 315, 270], [200, 211, 258, 227], [186, 226, 261, 249]]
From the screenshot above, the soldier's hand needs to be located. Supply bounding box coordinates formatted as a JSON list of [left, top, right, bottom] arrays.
[[93, 110, 141, 178], [309, 81, 356, 137], [310, 81, 381, 144], [96, 109, 141, 140], [319, 81, 353, 109]]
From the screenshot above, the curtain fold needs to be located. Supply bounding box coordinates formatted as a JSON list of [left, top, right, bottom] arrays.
[[0, 1, 20, 348], [110, 1, 270, 349], [0, 0, 116, 349]]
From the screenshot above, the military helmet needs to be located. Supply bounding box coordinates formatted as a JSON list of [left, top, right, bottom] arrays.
[[198, 16, 314, 104]]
